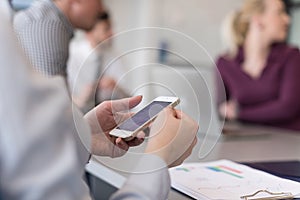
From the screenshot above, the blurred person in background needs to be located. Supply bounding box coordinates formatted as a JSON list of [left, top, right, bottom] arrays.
[[13, 0, 104, 80], [1, 1, 198, 199], [68, 11, 129, 113], [217, 0, 300, 131]]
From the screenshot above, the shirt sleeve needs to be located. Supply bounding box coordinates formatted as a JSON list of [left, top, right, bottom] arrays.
[[239, 49, 300, 123], [110, 155, 171, 200], [0, 14, 91, 200]]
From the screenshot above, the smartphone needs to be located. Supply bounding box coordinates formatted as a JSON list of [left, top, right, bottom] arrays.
[[109, 96, 180, 140]]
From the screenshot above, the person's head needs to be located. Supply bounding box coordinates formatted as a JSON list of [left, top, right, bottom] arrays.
[[53, 0, 104, 31], [222, 0, 290, 56], [86, 12, 113, 46]]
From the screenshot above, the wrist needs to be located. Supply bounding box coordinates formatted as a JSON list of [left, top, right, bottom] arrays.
[[234, 103, 240, 119], [145, 144, 172, 167]]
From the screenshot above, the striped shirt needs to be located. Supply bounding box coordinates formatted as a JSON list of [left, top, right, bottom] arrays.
[[13, 0, 74, 78]]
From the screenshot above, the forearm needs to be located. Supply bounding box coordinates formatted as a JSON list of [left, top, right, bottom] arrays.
[[110, 155, 170, 200], [239, 48, 300, 124], [239, 99, 300, 123]]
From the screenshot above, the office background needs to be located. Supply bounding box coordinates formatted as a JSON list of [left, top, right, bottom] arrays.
[[11, 0, 300, 61], [11, 0, 300, 120]]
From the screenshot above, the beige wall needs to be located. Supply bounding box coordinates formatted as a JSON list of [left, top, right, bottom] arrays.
[[102, 0, 242, 99], [103, 0, 242, 65]]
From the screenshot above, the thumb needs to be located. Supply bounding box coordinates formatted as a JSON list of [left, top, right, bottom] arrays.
[[163, 106, 177, 117]]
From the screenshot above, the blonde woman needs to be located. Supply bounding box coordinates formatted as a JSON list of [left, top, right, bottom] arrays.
[[217, 0, 300, 130]]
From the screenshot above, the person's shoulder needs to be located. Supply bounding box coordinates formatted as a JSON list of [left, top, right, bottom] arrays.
[[14, 0, 62, 30], [13, 9, 31, 30], [272, 44, 300, 69], [287, 45, 300, 56], [217, 53, 233, 62], [14, 0, 42, 22], [275, 43, 300, 56], [216, 53, 235, 69]]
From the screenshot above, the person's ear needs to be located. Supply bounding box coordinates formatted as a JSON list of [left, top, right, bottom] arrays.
[[69, 0, 84, 9], [69, 0, 83, 15], [251, 14, 265, 30], [70, 0, 82, 3]]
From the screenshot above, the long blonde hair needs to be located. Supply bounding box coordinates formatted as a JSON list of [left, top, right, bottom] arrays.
[[222, 0, 267, 57]]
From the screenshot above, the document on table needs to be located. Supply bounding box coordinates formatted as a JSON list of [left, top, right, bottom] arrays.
[[169, 160, 300, 200]]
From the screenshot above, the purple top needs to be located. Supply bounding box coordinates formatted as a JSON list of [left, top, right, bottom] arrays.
[[217, 43, 300, 131]]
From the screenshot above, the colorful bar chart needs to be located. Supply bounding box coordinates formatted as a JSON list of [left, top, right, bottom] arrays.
[[206, 165, 244, 179]]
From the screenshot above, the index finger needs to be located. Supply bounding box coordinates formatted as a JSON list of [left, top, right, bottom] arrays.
[[111, 95, 142, 113]]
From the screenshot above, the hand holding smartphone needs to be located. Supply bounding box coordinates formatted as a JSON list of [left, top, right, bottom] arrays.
[[109, 96, 180, 141]]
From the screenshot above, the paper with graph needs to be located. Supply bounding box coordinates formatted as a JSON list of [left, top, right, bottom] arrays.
[[169, 160, 300, 200]]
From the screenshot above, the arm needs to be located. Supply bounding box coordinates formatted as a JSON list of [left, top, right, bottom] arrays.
[[110, 155, 170, 200], [110, 108, 198, 200], [67, 40, 99, 113], [0, 16, 91, 200], [239, 50, 300, 123]]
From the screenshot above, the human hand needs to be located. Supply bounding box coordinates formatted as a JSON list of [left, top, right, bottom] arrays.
[[73, 83, 96, 109], [84, 96, 145, 158], [145, 107, 198, 168], [97, 76, 129, 101], [219, 100, 238, 120], [99, 76, 116, 90]]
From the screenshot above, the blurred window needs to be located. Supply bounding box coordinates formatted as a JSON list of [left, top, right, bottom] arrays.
[[286, 0, 300, 47]]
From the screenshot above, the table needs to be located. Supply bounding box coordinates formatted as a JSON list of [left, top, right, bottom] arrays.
[[85, 123, 300, 199]]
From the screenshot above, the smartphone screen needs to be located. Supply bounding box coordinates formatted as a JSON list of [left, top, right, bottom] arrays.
[[116, 101, 172, 131]]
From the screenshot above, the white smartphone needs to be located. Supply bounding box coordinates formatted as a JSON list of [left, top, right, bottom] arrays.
[[109, 96, 180, 140]]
